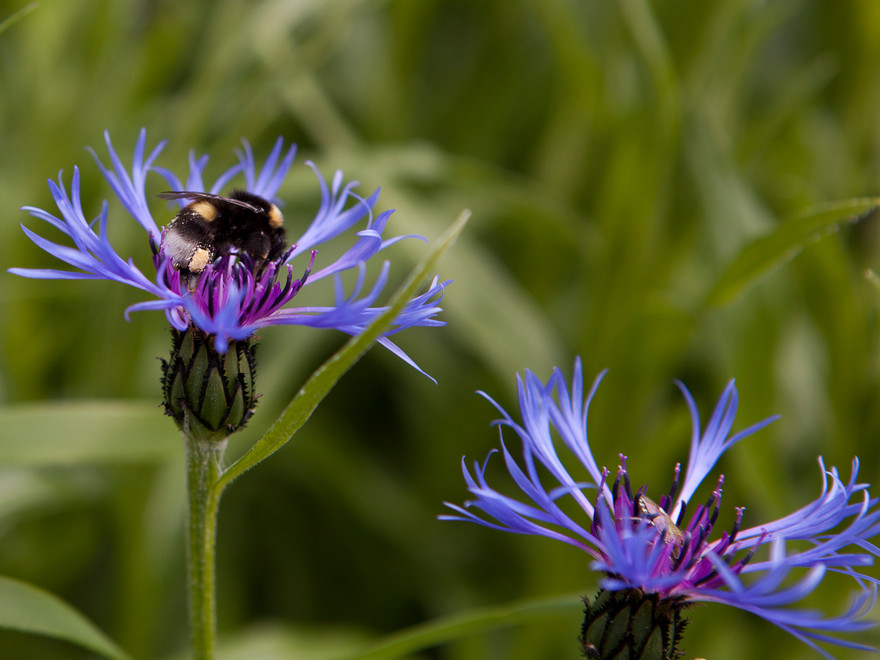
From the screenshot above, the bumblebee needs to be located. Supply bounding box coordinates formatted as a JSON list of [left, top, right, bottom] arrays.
[[159, 190, 286, 282]]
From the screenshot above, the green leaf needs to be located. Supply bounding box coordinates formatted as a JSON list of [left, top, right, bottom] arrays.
[[215, 209, 471, 491], [0, 575, 130, 659], [706, 197, 880, 306], [333, 593, 582, 660], [0, 401, 179, 466], [0, 3, 37, 38]]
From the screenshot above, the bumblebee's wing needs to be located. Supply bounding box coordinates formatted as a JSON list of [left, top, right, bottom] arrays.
[[157, 191, 263, 213]]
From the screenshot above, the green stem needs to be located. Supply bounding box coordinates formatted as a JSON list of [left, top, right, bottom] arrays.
[[185, 436, 227, 660]]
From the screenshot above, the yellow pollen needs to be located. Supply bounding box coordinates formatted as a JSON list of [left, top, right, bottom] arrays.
[[189, 248, 211, 272]]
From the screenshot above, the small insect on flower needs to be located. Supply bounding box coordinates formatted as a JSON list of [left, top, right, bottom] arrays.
[[159, 190, 287, 289], [635, 493, 686, 559]]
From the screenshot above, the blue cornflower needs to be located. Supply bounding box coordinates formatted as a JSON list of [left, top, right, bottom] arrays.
[[10, 130, 448, 370], [442, 358, 880, 658]]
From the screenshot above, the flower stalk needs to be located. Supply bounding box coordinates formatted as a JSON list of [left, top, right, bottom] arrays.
[[185, 435, 226, 660]]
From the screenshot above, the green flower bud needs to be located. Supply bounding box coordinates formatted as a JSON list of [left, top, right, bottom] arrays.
[[580, 589, 689, 660], [161, 328, 258, 441]]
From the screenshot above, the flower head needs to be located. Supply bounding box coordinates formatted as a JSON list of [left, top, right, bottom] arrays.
[[10, 130, 448, 373], [442, 358, 880, 658]]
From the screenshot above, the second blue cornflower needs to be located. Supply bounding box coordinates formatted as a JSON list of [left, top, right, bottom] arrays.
[[442, 359, 880, 659]]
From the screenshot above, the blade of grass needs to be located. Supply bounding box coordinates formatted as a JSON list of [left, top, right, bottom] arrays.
[[0, 575, 130, 659], [0, 3, 37, 37], [0, 401, 178, 466], [706, 198, 880, 306], [333, 593, 582, 660]]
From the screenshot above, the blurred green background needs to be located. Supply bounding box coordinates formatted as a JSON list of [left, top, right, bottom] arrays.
[[1, 0, 879, 658]]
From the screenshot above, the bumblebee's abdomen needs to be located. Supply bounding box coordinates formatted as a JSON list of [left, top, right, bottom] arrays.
[[166, 211, 216, 272]]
